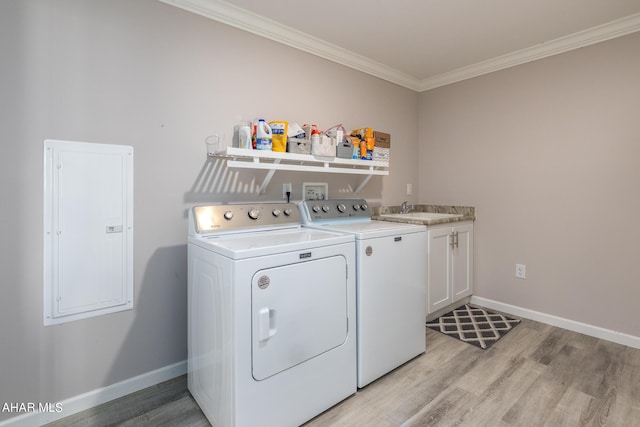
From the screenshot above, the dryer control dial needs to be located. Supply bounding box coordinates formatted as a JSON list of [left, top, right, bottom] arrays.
[[248, 208, 260, 220], [284, 208, 292, 216], [322, 205, 330, 212], [337, 203, 346, 213], [223, 210, 234, 220], [353, 204, 361, 210], [361, 203, 368, 210], [272, 209, 281, 217], [312, 205, 321, 213]]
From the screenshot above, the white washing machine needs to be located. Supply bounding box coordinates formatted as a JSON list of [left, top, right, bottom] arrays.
[[299, 199, 427, 388], [187, 203, 356, 427]]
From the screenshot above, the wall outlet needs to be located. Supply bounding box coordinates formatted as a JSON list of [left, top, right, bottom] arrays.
[[282, 183, 292, 200], [515, 264, 526, 279]]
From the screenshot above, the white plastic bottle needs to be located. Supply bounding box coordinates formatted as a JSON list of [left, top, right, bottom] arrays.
[[255, 119, 273, 151], [238, 124, 252, 149]]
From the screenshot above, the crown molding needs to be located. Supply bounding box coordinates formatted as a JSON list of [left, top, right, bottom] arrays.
[[419, 12, 640, 91], [159, 0, 640, 93], [158, 0, 422, 91]]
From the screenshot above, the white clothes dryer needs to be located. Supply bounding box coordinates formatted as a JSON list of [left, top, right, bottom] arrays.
[[187, 203, 356, 427], [299, 199, 427, 388]]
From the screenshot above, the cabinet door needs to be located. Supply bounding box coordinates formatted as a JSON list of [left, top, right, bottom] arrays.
[[452, 223, 473, 301], [427, 227, 452, 313]]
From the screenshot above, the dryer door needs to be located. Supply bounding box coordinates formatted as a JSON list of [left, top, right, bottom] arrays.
[[252, 255, 348, 380]]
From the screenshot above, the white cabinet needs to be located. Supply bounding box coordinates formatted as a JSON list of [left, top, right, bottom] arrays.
[[427, 222, 473, 314]]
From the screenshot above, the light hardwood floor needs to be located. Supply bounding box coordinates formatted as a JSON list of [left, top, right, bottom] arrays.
[[46, 318, 640, 426]]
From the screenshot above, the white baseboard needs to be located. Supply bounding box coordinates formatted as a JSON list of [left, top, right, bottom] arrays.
[[0, 360, 187, 427], [470, 296, 640, 350]]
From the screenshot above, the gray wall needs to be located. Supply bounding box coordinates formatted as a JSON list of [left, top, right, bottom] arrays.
[[3, 0, 639, 421], [418, 32, 640, 337], [0, 0, 418, 420]]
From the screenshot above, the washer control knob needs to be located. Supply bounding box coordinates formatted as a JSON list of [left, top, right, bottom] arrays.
[[312, 205, 321, 213], [353, 204, 361, 211], [322, 205, 330, 212], [248, 208, 260, 220], [223, 210, 234, 220], [272, 209, 281, 217], [283, 208, 292, 216], [337, 203, 346, 213], [361, 203, 368, 210]]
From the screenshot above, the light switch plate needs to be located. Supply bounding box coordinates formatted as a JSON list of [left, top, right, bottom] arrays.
[[303, 182, 328, 200]]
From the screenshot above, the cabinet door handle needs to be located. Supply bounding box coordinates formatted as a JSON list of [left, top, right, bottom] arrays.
[[450, 231, 459, 249]]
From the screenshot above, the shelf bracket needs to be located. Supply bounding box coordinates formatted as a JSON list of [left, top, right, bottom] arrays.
[[354, 174, 374, 194], [257, 158, 280, 194]]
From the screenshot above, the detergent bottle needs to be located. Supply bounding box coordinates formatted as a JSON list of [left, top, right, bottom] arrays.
[[255, 119, 273, 151]]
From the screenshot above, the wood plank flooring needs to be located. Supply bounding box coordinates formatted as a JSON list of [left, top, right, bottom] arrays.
[[45, 318, 640, 426]]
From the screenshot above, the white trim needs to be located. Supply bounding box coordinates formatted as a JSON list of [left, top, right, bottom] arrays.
[[157, 0, 640, 92], [157, 0, 421, 91], [419, 13, 640, 90], [0, 361, 187, 427], [470, 296, 640, 350]]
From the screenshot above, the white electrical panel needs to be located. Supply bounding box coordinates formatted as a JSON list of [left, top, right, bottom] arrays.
[[44, 140, 134, 325]]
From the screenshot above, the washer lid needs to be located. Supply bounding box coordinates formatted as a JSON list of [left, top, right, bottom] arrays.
[[188, 227, 353, 259], [306, 220, 426, 240]]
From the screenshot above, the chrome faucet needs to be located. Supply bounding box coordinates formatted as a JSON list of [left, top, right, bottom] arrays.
[[401, 201, 414, 214]]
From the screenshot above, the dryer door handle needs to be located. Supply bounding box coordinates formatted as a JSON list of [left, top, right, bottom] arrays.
[[258, 307, 277, 341]]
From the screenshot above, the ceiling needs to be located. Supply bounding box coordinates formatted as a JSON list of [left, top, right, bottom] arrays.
[[161, 0, 640, 91]]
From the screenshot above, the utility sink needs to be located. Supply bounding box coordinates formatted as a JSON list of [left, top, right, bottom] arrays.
[[380, 212, 464, 220]]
